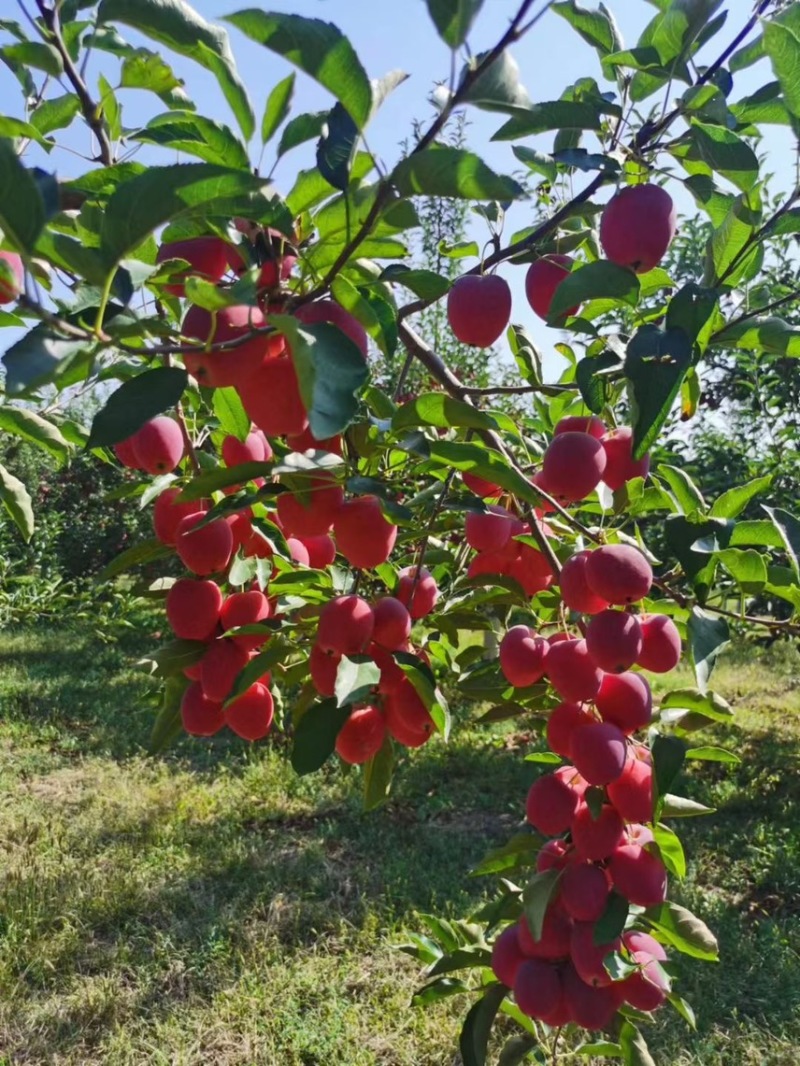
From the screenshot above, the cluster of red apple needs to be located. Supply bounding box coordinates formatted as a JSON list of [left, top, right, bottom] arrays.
[[307, 581, 442, 762], [447, 183, 676, 349], [489, 538, 681, 1027]]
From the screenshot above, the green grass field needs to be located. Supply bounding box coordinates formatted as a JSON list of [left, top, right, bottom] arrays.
[[1, 625, 799, 1065]]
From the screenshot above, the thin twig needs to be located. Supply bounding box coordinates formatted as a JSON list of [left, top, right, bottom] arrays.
[[33, 0, 113, 165]]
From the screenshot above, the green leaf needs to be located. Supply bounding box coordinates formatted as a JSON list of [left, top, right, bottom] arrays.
[[225, 10, 372, 129], [664, 283, 719, 355], [512, 145, 557, 181], [316, 102, 358, 191], [764, 506, 800, 577], [658, 465, 706, 515], [763, 6, 800, 120], [393, 394, 498, 432], [0, 462, 34, 541], [497, 1034, 540, 1066], [88, 368, 188, 448], [712, 315, 800, 358], [521, 868, 561, 941], [1, 41, 63, 76], [291, 698, 352, 775], [330, 275, 397, 358], [2, 327, 91, 396], [363, 735, 394, 811], [425, 440, 536, 505], [30, 94, 81, 136], [653, 823, 686, 878], [132, 111, 250, 169], [552, 1, 622, 61], [685, 746, 740, 765], [730, 519, 784, 549], [425, 0, 484, 49], [667, 992, 697, 1029], [272, 316, 369, 440], [379, 265, 450, 301], [459, 49, 532, 113], [393, 147, 524, 201], [620, 1022, 656, 1066], [98, 0, 255, 139], [177, 461, 272, 501], [261, 72, 295, 143], [492, 100, 606, 140], [141, 638, 206, 678], [688, 607, 730, 691], [717, 547, 768, 593], [213, 387, 250, 440], [625, 326, 693, 460], [0, 406, 70, 464], [0, 138, 45, 253], [395, 652, 451, 739], [100, 163, 291, 267], [594, 892, 629, 945], [459, 983, 506, 1066], [120, 48, 190, 107], [550, 260, 640, 320], [98, 537, 173, 580], [680, 120, 760, 193], [646, 901, 719, 961], [660, 687, 733, 723], [471, 832, 542, 877], [710, 475, 772, 519], [277, 111, 327, 158], [334, 655, 381, 707], [651, 734, 686, 815], [149, 674, 189, 754]]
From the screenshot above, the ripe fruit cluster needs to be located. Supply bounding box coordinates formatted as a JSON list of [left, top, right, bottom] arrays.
[[490, 537, 681, 1030], [310, 582, 441, 763], [446, 184, 676, 348]]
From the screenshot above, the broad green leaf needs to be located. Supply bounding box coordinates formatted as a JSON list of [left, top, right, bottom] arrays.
[[149, 674, 189, 754], [425, 0, 484, 49], [316, 102, 358, 191], [710, 475, 772, 519], [0, 463, 33, 541], [98, 0, 255, 139], [334, 655, 381, 707], [552, 0, 623, 62], [459, 983, 507, 1066], [141, 638, 206, 678], [651, 734, 686, 815], [594, 892, 629, 945], [363, 735, 394, 811], [665, 514, 729, 599], [425, 440, 536, 505], [393, 394, 498, 432], [132, 111, 250, 170], [658, 464, 706, 514], [679, 120, 760, 192], [30, 94, 81, 135], [459, 49, 531, 113], [379, 265, 450, 301], [291, 698, 352, 775], [330, 275, 397, 357], [763, 5, 800, 120], [620, 1023, 656, 1066], [120, 48, 191, 108], [1, 41, 63, 76], [712, 315, 800, 358], [177, 461, 272, 500], [277, 111, 327, 158], [521, 868, 561, 941], [626, 326, 693, 460], [653, 823, 686, 878], [88, 367, 188, 447], [660, 687, 733, 723], [261, 72, 295, 143], [705, 189, 762, 286], [664, 283, 719, 354], [0, 406, 70, 464], [646, 901, 719, 961], [213, 387, 250, 440], [688, 607, 729, 691], [512, 145, 557, 181], [226, 10, 372, 129], [395, 652, 451, 739], [272, 316, 369, 439], [717, 547, 767, 593], [492, 99, 605, 140], [98, 537, 173, 580], [1, 327, 90, 396], [550, 260, 640, 319], [730, 519, 784, 549], [497, 1034, 540, 1066], [685, 746, 740, 765], [731, 81, 790, 127], [393, 147, 524, 201], [668, 993, 697, 1029], [471, 832, 542, 878], [764, 506, 800, 576], [100, 163, 292, 266], [0, 138, 45, 252], [730, 33, 764, 72]]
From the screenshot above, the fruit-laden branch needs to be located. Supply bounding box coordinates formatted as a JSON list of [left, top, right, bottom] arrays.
[[32, 0, 113, 166], [298, 0, 550, 306]]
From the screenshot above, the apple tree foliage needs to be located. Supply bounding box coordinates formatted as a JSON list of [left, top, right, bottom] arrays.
[[2, 0, 800, 1061]]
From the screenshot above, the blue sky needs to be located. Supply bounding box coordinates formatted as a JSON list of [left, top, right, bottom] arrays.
[[0, 1, 787, 376]]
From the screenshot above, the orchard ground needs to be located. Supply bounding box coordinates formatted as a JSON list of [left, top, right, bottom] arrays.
[[0, 623, 799, 1066]]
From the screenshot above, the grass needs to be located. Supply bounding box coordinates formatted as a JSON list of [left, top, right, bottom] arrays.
[[0, 626, 799, 1064]]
